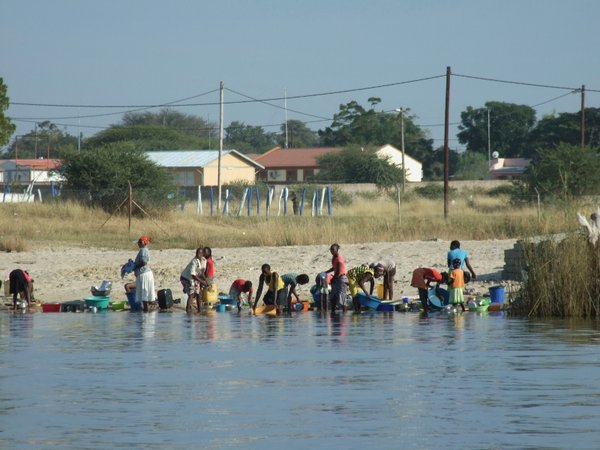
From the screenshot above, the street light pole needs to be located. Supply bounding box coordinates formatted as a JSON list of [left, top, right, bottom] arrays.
[[395, 108, 406, 193]]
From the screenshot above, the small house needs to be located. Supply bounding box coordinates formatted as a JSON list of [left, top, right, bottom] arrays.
[[488, 158, 531, 179], [0, 159, 63, 185], [254, 147, 342, 182], [145, 150, 264, 186]]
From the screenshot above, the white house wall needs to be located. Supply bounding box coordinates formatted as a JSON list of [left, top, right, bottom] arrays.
[[376, 147, 423, 182]]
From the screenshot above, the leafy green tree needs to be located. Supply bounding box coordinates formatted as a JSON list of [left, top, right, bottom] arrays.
[[4, 121, 78, 159], [452, 151, 489, 180], [318, 98, 389, 146], [225, 121, 277, 153], [457, 101, 536, 158], [522, 143, 600, 199], [84, 125, 204, 150], [277, 119, 319, 148], [317, 98, 434, 163], [0, 77, 16, 147], [422, 146, 461, 181], [316, 146, 404, 188], [121, 109, 215, 143], [529, 108, 600, 151], [58, 143, 174, 212]]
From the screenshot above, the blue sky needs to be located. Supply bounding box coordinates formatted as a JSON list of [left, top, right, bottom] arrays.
[[2, 0, 599, 151]]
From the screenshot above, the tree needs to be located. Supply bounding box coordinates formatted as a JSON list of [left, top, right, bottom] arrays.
[[277, 119, 319, 148], [457, 101, 536, 158], [529, 108, 600, 151], [0, 77, 16, 148], [58, 143, 174, 212], [316, 146, 404, 188], [522, 143, 600, 199], [4, 121, 78, 159], [422, 146, 461, 181], [84, 125, 204, 151], [224, 121, 277, 153], [317, 98, 434, 163], [121, 109, 215, 143], [452, 150, 489, 180]]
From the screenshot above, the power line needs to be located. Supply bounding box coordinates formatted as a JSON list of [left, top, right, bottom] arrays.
[[10, 88, 221, 121], [529, 90, 579, 108], [11, 74, 446, 109], [454, 72, 600, 92], [225, 87, 331, 121], [11, 88, 220, 108]]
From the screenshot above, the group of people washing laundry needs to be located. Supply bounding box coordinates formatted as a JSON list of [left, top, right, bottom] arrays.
[[178, 240, 476, 315], [7, 236, 475, 315], [410, 240, 477, 314], [121, 236, 476, 315]]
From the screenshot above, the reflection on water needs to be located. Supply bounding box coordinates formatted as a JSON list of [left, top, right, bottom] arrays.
[[1, 310, 600, 449]]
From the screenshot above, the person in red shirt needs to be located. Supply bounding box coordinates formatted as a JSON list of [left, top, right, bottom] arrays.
[[326, 243, 349, 313], [199, 247, 215, 287], [229, 279, 253, 312], [410, 267, 443, 314], [9, 269, 34, 310]]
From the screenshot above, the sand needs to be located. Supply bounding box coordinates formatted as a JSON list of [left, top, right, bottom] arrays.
[[0, 239, 518, 304]]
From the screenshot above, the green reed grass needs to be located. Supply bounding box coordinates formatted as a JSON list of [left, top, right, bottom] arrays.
[[511, 234, 600, 318]]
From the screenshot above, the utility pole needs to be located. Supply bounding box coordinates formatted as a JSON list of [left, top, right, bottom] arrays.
[[443, 66, 451, 220], [218, 81, 224, 212], [284, 88, 289, 148], [395, 108, 407, 193], [581, 84, 586, 147], [487, 108, 491, 162], [34, 123, 38, 158]]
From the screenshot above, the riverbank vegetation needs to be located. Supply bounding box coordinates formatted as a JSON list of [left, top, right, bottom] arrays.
[[510, 233, 600, 319]]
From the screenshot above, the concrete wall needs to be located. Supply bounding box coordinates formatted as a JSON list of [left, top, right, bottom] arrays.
[[332, 180, 512, 193]]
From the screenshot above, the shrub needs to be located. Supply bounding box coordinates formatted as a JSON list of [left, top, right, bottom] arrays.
[[414, 184, 456, 200]]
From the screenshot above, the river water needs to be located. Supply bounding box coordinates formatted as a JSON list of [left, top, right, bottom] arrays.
[[1, 309, 600, 450]]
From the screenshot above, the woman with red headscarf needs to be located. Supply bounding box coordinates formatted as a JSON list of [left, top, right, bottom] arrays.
[[134, 235, 155, 312]]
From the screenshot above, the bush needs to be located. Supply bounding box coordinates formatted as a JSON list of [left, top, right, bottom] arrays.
[[512, 234, 600, 318], [414, 184, 456, 200], [58, 143, 175, 214]]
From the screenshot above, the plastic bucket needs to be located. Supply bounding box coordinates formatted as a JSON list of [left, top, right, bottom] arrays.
[[216, 303, 226, 312], [126, 291, 141, 311], [376, 284, 385, 299], [489, 286, 505, 304]]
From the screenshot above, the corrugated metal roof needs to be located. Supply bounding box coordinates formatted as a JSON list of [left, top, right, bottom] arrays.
[[146, 150, 263, 169]]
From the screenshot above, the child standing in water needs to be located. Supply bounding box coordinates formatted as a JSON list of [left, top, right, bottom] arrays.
[[448, 258, 466, 311]]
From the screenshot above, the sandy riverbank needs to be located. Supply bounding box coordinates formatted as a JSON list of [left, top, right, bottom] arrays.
[[0, 239, 518, 305]]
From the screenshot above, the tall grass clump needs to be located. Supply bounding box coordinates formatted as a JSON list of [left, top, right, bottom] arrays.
[[511, 233, 600, 318]]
